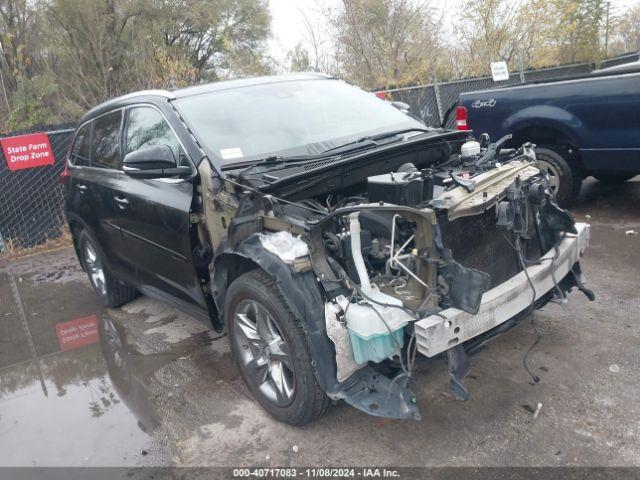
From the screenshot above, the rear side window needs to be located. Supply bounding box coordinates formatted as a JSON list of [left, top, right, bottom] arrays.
[[70, 123, 91, 166], [125, 106, 184, 165], [92, 110, 122, 169]]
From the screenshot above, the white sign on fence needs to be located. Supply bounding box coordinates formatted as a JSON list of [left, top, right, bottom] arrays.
[[490, 61, 510, 81]]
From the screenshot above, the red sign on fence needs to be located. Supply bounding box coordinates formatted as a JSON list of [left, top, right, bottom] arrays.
[[1, 132, 55, 171], [55, 315, 99, 352]]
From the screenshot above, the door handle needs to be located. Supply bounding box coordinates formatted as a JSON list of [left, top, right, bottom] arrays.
[[114, 196, 129, 208], [76, 184, 88, 192]]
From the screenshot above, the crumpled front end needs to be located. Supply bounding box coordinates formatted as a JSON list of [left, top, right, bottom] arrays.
[[211, 136, 594, 421]]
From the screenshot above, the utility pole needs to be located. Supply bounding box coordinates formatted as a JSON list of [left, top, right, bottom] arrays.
[[433, 76, 444, 128]]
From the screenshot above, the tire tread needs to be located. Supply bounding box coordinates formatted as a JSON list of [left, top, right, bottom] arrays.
[[105, 278, 138, 308], [78, 228, 137, 308]]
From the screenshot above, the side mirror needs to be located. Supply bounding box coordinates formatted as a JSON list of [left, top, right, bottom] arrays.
[[122, 145, 191, 178], [390, 101, 411, 113], [389, 100, 425, 124]]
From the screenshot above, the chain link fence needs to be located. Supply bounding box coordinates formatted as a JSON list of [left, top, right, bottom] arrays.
[[375, 52, 640, 129], [0, 126, 75, 257]]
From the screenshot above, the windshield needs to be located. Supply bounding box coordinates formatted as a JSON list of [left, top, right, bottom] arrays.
[[174, 78, 426, 165]]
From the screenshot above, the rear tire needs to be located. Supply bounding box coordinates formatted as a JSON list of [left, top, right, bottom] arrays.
[[225, 269, 329, 426], [535, 146, 582, 207], [594, 173, 636, 184], [77, 229, 137, 307]]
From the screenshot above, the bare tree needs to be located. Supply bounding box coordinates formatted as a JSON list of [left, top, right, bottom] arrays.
[[453, 0, 541, 76], [322, 0, 447, 88], [607, 3, 640, 55]]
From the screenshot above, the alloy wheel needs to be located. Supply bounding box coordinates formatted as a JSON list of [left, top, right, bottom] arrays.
[[84, 241, 107, 296], [537, 159, 561, 195], [232, 299, 296, 407]]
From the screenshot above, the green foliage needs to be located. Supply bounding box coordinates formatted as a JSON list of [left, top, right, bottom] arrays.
[[3, 74, 65, 132], [286, 42, 312, 72], [0, 0, 272, 132], [149, 0, 272, 80], [549, 0, 607, 64]]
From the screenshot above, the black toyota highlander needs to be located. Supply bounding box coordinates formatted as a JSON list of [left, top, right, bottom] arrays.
[[63, 73, 593, 425]]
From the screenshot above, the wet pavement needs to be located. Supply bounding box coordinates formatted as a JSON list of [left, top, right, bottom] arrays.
[[0, 177, 639, 467], [0, 264, 170, 466]]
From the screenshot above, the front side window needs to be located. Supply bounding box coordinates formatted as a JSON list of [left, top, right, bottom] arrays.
[[125, 106, 183, 165], [70, 122, 91, 166], [92, 110, 122, 169]]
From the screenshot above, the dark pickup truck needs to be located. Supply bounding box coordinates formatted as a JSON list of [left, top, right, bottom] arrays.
[[457, 65, 640, 205]]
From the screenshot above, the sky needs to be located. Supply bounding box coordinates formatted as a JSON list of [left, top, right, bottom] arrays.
[[268, 0, 640, 66]]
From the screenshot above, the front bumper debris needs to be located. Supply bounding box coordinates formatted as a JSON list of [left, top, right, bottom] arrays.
[[414, 222, 590, 358]]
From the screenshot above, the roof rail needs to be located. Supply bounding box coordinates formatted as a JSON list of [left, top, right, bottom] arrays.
[[83, 89, 176, 119]]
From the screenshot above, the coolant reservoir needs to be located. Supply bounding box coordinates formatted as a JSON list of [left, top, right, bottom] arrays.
[[461, 140, 481, 158], [345, 287, 411, 365]]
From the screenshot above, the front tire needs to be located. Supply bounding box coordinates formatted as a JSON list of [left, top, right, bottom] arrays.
[[225, 269, 329, 425], [77, 229, 137, 307], [535, 146, 582, 207]]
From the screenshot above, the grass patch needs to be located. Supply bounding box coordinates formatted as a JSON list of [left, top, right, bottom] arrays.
[[0, 228, 73, 260]]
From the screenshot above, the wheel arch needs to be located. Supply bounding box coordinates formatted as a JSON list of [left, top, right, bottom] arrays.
[[508, 123, 584, 175], [211, 240, 318, 325], [510, 124, 576, 149], [211, 234, 342, 397], [211, 251, 262, 312], [66, 213, 115, 272], [502, 105, 584, 148]]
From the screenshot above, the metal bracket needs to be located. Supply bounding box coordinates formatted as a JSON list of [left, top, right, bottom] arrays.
[[447, 344, 471, 401], [189, 213, 205, 224], [571, 264, 596, 301], [450, 172, 476, 193]]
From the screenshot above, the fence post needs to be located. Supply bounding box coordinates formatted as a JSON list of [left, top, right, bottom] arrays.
[[518, 50, 525, 84], [433, 77, 444, 127]]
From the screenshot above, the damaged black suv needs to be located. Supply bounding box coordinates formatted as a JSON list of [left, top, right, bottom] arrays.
[[63, 73, 593, 425]]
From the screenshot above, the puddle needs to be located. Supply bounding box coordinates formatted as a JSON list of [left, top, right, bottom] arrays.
[[1, 254, 241, 466], [0, 261, 175, 467], [0, 344, 169, 466], [100, 315, 179, 433]]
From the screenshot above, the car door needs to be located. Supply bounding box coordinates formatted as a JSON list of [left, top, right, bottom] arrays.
[[76, 110, 132, 279], [112, 105, 205, 309], [566, 74, 640, 170], [67, 121, 100, 233]]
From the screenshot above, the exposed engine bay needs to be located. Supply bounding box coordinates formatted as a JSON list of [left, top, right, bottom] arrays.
[[203, 131, 594, 421]]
